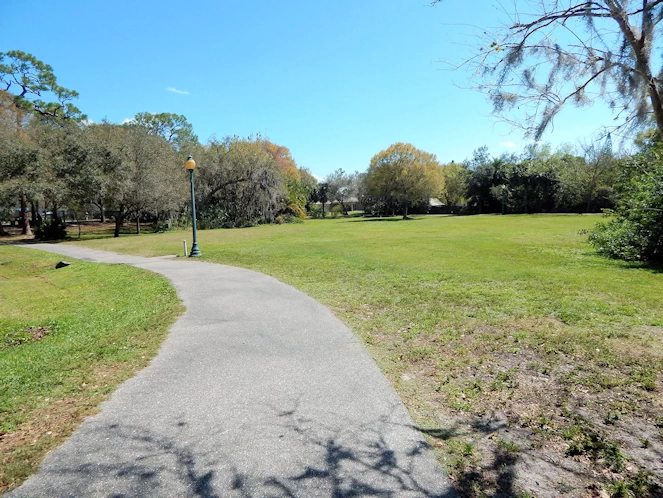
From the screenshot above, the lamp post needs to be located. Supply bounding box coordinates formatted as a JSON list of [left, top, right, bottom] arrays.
[[185, 155, 201, 257]]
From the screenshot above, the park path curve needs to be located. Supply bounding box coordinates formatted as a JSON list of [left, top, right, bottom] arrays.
[[9, 244, 456, 498]]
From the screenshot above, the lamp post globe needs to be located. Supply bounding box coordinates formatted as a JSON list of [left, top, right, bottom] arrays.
[[185, 154, 201, 257]]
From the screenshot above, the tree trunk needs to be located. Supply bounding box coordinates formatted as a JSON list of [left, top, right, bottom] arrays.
[[402, 203, 409, 219], [136, 214, 140, 235], [99, 199, 106, 223], [20, 193, 32, 235], [585, 185, 594, 213], [114, 208, 124, 238], [647, 80, 663, 142], [73, 210, 81, 239], [31, 201, 37, 225]]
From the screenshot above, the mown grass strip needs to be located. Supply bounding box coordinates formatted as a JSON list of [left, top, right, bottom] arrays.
[[0, 246, 183, 493]]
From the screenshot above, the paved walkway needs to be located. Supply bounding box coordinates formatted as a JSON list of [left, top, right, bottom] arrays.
[[9, 244, 456, 498]]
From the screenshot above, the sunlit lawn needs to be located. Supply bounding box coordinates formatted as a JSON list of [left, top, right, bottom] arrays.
[[67, 214, 663, 495]]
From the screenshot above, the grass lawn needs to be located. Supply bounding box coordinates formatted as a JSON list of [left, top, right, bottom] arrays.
[[66, 214, 662, 496], [0, 246, 183, 493]]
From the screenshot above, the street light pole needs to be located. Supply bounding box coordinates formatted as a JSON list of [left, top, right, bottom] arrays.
[[185, 155, 201, 257]]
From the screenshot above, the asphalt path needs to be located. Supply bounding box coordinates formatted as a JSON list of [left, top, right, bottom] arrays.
[[9, 244, 457, 498]]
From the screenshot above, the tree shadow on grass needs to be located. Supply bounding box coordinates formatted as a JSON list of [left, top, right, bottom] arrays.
[[417, 416, 631, 498], [416, 422, 520, 497]]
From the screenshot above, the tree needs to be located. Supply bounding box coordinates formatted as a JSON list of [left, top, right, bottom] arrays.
[[298, 168, 318, 212], [465, 147, 512, 213], [440, 161, 469, 206], [83, 123, 185, 237], [129, 112, 198, 150], [261, 140, 312, 218], [365, 143, 440, 218], [195, 136, 287, 228], [577, 134, 618, 212], [325, 169, 358, 214], [0, 101, 41, 235], [310, 182, 329, 218], [435, 1, 663, 140], [0, 50, 84, 123], [285, 167, 316, 219], [0, 51, 84, 234], [262, 141, 300, 180]]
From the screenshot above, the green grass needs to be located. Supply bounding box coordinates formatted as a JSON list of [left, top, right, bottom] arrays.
[[66, 214, 663, 495], [0, 246, 183, 492]]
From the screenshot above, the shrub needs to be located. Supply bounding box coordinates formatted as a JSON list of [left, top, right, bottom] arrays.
[[34, 219, 67, 240], [286, 202, 307, 219], [152, 220, 173, 233], [589, 148, 663, 262], [308, 205, 324, 219], [330, 204, 343, 218]]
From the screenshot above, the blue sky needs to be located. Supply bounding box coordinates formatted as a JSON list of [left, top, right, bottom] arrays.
[[2, 0, 617, 178]]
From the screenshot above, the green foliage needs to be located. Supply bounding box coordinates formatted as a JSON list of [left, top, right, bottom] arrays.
[[325, 168, 359, 212], [589, 146, 663, 262], [151, 219, 173, 233], [0, 54, 306, 235], [0, 50, 84, 123], [196, 204, 233, 230], [308, 205, 324, 219], [195, 135, 287, 228], [128, 112, 198, 151], [365, 142, 440, 217], [439, 162, 469, 206], [274, 214, 304, 225], [33, 218, 67, 240], [330, 204, 343, 218]]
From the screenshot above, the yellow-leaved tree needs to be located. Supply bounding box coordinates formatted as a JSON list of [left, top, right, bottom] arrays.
[[365, 142, 441, 218]]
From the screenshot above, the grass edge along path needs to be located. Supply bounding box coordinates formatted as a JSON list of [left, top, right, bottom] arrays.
[[0, 246, 184, 493], [68, 214, 663, 497]]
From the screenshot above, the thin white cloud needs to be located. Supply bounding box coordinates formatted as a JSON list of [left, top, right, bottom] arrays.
[[122, 118, 134, 124], [502, 141, 516, 148], [167, 87, 190, 95]]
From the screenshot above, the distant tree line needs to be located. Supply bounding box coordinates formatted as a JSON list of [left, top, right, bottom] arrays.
[[0, 51, 315, 238], [319, 139, 617, 220]]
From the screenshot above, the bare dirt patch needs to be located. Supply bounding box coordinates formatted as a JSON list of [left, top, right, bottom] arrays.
[[27, 326, 49, 342], [375, 320, 663, 498]]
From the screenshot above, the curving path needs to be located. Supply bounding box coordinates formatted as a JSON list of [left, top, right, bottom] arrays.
[[9, 244, 456, 498]]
